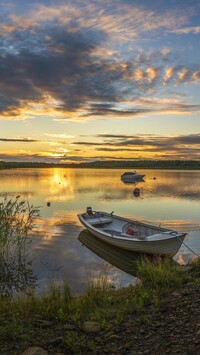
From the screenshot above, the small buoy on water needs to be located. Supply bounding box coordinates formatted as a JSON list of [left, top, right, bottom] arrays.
[[133, 188, 140, 197], [47, 202, 51, 207]]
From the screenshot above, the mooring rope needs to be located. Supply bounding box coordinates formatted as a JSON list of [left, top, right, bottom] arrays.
[[176, 235, 200, 258]]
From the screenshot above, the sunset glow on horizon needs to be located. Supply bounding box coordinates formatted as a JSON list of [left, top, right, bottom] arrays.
[[0, 0, 200, 163]]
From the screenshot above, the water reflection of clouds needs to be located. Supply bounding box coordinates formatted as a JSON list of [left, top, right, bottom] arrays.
[[144, 219, 200, 233], [174, 230, 200, 265], [33, 211, 81, 240], [76, 174, 200, 202], [31, 216, 136, 294], [142, 173, 200, 201]]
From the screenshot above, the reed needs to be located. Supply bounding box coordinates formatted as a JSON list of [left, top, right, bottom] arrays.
[[0, 196, 40, 296]]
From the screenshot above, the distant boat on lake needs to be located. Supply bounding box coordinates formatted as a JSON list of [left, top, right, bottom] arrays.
[[121, 171, 145, 182]]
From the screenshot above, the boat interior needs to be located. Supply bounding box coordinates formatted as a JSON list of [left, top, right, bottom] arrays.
[[82, 211, 167, 239]]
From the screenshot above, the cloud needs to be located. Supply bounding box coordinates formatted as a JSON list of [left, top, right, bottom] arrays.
[[1, 132, 200, 161], [160, 48, 170, 56], [95, 132, 200, 146], [0, 1, 199, 122], [146, 67, 159, 83], [177, 68, 190, 83], [0, 152, 60, 163], [163, 67, 175, 85], [0, 137, 39, 142], [44, 133, 75, 139], [0, 1, 189, 40], [0, 136, 73, 146], [0, 26, 111, 119], [170, 26, 200, 34], [192, 71, 200, 81], [0, 152, 95, 164], [71, 133, 200, 160]]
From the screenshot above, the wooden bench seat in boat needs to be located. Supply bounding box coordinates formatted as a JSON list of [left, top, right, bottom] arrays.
[[83, 213, 112, 225]]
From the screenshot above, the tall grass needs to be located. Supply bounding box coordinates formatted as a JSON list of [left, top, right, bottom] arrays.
[[0, 196, 40, 296], [136, 257, 185, 296]]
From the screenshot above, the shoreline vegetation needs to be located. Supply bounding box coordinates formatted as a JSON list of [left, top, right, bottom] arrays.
[[0, 258, 199, 354], [0, 201, 199, 354], [0, 159, 200, 170]]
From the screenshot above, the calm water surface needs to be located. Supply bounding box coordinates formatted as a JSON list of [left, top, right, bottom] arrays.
[[0, 168, 200, 294]]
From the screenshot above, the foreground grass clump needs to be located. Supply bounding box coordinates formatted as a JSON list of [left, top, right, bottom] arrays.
[[0, 197, 40, 296], [188, 256, 200, 277], [130, 256, 200, 309], [136, 257, 184, 296], [0, 276, 133, 342], [128, 257, 186, 310]]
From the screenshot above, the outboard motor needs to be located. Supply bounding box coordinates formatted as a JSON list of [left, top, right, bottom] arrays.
[[86, 207, 93, 215]]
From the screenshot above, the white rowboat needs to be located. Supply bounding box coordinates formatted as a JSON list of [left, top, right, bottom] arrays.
[[121, 171, 145, 182], [77, 209, 186, 257]]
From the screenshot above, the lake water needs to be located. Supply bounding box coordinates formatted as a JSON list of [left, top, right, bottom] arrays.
[[0, 168, 200, 294]]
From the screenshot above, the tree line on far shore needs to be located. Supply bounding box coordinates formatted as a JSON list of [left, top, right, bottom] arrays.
[[0, 160, 200, 170]]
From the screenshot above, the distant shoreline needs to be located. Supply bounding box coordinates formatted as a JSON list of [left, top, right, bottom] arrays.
[[0, 160, 200, 170]]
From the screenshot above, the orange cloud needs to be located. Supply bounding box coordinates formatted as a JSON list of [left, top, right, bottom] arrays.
[[177, 68, 190, 82], [170, 26, 200, 34], [163, 67, 174, 84]]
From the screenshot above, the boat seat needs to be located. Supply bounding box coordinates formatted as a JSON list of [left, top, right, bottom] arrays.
[[86, 216, 112, 225]]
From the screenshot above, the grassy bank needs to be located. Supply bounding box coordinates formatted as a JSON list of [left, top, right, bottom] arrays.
[[0, 257, 199, 354]]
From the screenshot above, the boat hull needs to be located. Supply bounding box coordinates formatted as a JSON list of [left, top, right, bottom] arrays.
[[78, 214, 186, 257], [121, 175, 145, 182]]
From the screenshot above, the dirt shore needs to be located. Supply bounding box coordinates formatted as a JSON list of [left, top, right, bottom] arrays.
[[2, 280, 199, 355]]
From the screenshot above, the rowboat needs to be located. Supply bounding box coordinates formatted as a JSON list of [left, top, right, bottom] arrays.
[[77, 208, 186, 257]]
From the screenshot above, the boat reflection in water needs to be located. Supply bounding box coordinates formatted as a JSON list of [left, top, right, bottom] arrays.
[[78, 229, 146, 277], [121, 178, 145, 185]]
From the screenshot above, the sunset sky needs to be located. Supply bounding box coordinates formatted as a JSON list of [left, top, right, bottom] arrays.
[[0, 0, 200, 163]]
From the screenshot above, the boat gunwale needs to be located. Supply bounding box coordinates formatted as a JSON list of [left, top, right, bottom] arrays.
[[78, 212, 186, 243]]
